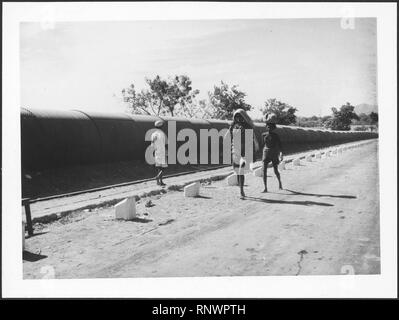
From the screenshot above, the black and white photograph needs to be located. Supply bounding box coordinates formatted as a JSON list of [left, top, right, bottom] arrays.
[[2, 2, 397, 298]]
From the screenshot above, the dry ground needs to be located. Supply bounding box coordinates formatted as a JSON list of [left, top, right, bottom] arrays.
[[22, 141, 354, 198], [23, 140, 380, 279]]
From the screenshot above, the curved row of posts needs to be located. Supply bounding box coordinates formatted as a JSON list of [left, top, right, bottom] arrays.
[[109, 139, 375, 221], [227, 139, 374, 185]]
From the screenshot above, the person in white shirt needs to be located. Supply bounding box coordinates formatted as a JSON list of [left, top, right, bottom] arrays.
[[227, 109, 260, 199], [151, 120, 168, 186]]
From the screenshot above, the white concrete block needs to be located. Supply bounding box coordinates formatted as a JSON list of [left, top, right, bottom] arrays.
[[22, 221, 25, 250], [278, 161, 286, 170], [227, 174, 238, 186], [325, 151, 331, 157], [293, 158, 301, 166], [253, 167, 263, 177], [184, 181, 200, 197], [315, 153, 322, 159], [115, 197, 137, 220], [338, 148, 343, 154], [305, 154, 313, 162]]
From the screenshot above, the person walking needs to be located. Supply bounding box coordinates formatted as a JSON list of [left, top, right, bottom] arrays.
[[262, 114, 283, 192], [151, 120, 168, 186], [228, 109, 260, 199]]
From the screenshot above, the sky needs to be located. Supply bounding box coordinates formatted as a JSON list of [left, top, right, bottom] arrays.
[[20, 18, 377, 118]]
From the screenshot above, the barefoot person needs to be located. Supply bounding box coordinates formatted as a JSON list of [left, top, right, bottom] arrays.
[[151, 120, 168, 186], [228, 109, 260, 199], [262, 114, 283, 192]]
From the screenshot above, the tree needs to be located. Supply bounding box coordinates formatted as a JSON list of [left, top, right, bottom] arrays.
[[166, 75, 200, 116], [296, 116, 323, 128], [121, 75, 200, 117], [175, 98, 215, 119], [324, 102, 359, 131], [357, 113, 371, 124], [208, 81, 251, 120], [260, 98, 297, 125], [321, 115, 332, 128], [369, 112, 378, 124]]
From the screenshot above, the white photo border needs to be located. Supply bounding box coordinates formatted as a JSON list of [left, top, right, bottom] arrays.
[[2, 2, 397, 298]]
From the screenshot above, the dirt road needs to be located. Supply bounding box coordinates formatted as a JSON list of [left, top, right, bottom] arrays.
[[23, 140, 380, 278]]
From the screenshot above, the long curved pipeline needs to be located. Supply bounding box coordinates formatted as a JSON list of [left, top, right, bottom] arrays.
[[21, 108, 378, 172]]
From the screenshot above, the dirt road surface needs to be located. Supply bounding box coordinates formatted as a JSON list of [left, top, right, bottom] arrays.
[[23, 140, 380, 279]]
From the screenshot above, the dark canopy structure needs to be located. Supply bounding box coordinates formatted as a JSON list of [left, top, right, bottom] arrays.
[[21, 108, 378, 172]]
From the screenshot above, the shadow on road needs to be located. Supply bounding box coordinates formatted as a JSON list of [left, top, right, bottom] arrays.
[[26, 231, 48, 239], [195, 195, 212, 199], [158, 219, 175, 226], [244, 196, 333, 207], [285, 189, 357, 199], [131, 217, 153, 223], [167, 185, 184, 192], [23, 251, 48, 262]]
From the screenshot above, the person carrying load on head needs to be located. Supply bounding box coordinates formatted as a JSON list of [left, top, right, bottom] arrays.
[[226, 109, 260, 199], [262, 113, 283, 192], [151, 120, 168, 186]]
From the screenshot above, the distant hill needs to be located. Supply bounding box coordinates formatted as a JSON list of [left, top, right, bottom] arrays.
[[355, 103, 378, 115]]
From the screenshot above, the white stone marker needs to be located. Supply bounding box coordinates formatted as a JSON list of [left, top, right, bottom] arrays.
[[315, 153, 322, 159], [278, 161, 286, 170], [305, 154, 313, 162], [332, 149, 338, 155], [227, 174, 238, 186], [338, 148, 343, 154], [184, 181, 200, 197], [293, 158, 301, 166], [22, 220, 25, 250], [115, 197, 137, 220], [253, 167, 263, 177], [325, 151, 331, 157]]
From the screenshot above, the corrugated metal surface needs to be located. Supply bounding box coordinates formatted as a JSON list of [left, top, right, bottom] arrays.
[[21, 108, 44, 171], [21, 108, 101, 170], [21, 108, 378, 171], [126, 113, 164, 161], [74, 111, 138, 163]]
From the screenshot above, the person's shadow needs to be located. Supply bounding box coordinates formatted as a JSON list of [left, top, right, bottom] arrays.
[[244, 196, 333, 207], [195, 195, 212, 199], [284, 189, 356, 199], [131, 217, 153, 223], [23, 251, 48, 262], [26, 232, 48, 239]]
